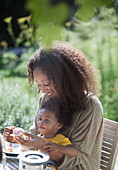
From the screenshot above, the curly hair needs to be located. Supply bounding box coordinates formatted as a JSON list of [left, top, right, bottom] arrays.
[[28, 41, 101, 125], [40, 97, 72, 131], [41, 97, 64, 124]]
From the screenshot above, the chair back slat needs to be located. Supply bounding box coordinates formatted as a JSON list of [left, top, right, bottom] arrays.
[[101, 155, 109, 162], [102, 136, 113, 144], [101, 151, 110, 158], [100, 118, 118, 170], [102, 141, 112, 149], [104, 127, 116, 135], [100, 165, 108, 170]]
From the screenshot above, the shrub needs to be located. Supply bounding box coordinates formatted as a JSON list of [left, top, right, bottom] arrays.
[[0, 77, 39, 133]]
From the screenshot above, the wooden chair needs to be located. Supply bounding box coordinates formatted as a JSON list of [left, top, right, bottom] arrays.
[[100, 118, 118, 170]]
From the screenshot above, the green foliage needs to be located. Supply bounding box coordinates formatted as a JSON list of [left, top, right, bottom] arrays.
[[0, 77, 38, 133], [76, 0, 113, 21], [3, 16, 35, 48], [27, 0, 69, 24], [100, 80, 118, 121], [0, 48, 34, 77], [62, 7, 118, 121], [26, 0, 70, 46], [25, 0, 113, 46], [63, 7, 118, 83]]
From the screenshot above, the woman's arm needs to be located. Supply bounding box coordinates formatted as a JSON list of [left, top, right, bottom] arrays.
[[44, 142, 78, 157]]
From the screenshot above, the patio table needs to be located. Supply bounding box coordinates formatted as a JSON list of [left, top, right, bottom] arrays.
[[4, 155, 118, 170], [5, 158, 19, 170]]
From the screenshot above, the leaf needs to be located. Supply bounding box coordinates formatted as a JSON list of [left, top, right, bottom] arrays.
[[4, 16, 12, 24], [75, 0, 113, 21], [26, 0, 70, 24], [35, 24, 62, 47], [25, 0, 114, 45], [26, 0, 70, 46]]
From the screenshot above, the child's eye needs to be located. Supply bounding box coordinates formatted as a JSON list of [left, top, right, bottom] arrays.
[[44, 119, 49, 124], [38, 118, 42, 121]]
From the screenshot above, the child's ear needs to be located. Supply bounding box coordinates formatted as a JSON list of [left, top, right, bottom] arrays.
[[57, 123, 63, 130]]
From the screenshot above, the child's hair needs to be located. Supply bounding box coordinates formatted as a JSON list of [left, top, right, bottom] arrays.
[[40, 97, 64, 125]]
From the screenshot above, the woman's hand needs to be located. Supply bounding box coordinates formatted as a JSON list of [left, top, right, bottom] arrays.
[[3, 127, 15, 143], [15, 132, 46, 150]]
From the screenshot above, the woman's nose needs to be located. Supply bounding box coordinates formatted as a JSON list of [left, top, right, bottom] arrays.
[[41, 89, 46, 93], [40, 86, 47, 93]]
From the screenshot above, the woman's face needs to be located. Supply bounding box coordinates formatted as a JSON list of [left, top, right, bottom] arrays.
[[33, 68, 58, 97]]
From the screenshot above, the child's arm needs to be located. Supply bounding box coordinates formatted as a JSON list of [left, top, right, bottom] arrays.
[[44, 141, 79, 157]]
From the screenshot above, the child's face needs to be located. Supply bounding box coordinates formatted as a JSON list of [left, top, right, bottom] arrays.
[[33, 68, 58, 97], [37, 109, 63, 138]]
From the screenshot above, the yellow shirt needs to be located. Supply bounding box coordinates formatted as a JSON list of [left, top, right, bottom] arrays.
[[38, 133, 72, 170], [38, 133, 72, 146]]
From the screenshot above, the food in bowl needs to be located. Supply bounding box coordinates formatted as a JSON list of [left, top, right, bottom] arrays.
[[4, 142, 20, 152]]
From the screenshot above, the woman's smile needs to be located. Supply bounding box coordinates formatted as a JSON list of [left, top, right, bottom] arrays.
[[47, 90, 54, 96], [33, 68, 58, 97]]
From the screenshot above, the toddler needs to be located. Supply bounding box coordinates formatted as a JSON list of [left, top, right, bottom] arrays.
[[37, 97, 79, 158]]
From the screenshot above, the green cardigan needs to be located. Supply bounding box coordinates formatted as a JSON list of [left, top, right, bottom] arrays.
[[30, 93, 103, 170]]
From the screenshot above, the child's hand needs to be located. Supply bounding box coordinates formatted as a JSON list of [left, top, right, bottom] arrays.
[[44, 141, 60, 153], [15, 132, 46, 150], [3, 126, 17, 143]]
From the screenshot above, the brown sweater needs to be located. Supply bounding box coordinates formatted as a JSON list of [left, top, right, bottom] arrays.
[[30, 93, 103, 170]]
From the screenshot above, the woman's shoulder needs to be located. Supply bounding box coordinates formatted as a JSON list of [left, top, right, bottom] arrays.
[[82, 93, 103, 120], [73, 94, 103, 128], [87, 94, 103, 111], [73, 93, 103, 120]]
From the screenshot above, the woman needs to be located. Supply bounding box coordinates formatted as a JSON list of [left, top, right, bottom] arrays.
[[3, 41, 103, 170]]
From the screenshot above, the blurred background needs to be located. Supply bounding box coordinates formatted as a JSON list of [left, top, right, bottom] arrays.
[[0, 0, 118, 133]]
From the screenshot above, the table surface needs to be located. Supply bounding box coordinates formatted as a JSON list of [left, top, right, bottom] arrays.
[[3, 155, 118, 170], [1, 134, 118, 170]]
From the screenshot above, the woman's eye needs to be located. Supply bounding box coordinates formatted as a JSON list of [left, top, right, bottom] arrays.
[[44, 83, 50, 86]]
